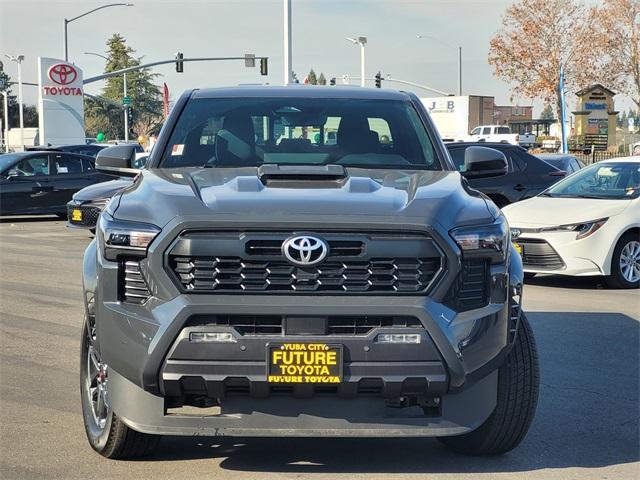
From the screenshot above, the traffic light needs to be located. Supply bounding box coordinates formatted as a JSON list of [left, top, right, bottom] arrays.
[[260, 58, 268, 76], [127, 106, 133, 125], [329, 77, 336, 86], [175, 52, 184, 73], [375, 71, 382, 88]]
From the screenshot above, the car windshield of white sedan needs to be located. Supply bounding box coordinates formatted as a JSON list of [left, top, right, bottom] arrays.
[[543, 162, 640, 200], [159, 98, 440, 170]]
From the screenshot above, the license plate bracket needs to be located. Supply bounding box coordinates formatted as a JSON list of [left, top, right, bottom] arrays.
[[267, 342, 342, 384]]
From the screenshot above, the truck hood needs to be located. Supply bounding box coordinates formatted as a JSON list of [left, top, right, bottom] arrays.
[[112, 167, 497, 231], [73, 177, 133, 202], [502, 196, 631, 227]]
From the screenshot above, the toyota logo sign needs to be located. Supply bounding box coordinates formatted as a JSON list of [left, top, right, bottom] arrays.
[[48, 63, 78, 85], [282, 235, 328, 267]]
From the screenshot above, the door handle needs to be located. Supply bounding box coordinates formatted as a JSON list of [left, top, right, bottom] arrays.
[[514, 184, 526, 192]]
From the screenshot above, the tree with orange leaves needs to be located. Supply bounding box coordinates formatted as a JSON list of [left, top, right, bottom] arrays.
[[489, 0, 600, 117], [591, 0, 640, 109]]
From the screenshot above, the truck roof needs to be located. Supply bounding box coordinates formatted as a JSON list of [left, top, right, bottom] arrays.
[[192, 85, 413, 101]]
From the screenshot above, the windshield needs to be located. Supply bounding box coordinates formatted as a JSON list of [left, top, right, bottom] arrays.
[[159, 97, 440, 170], [0, 153, 23, 173], [544, 162, 640, 199]]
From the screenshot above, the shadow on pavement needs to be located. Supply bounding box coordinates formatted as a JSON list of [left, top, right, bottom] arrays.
[[0, 215, 62, 223], [525, 274, 611, 290], [142, 312, 638, 474]]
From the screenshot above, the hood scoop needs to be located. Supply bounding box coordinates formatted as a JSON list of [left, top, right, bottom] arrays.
[[257, 164, 347, 188]]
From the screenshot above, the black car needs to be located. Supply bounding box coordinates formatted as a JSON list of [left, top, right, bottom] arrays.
[[446, 142, 565, 207], [26, 144, 108, 158], [535, 153, 585, 174], [80, 86, 538, 459], [0, 151, 111, 216]]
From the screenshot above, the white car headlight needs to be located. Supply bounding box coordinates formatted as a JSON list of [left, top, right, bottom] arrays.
[[546, 218, 608, 240]]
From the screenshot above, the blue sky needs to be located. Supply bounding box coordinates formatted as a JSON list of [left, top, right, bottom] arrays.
[[0, 0, 633, 114]]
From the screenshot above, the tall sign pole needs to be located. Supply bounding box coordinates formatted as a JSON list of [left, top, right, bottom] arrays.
[[283, 0, 292, 85], [559, 65, 568, 154]]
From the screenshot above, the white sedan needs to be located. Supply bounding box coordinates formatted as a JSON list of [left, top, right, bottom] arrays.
[[503, 157, 640, 288]]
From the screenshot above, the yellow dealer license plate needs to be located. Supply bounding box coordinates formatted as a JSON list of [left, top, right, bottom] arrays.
[[71, 209, 83, 222], [267, 343, 342, 384], [513, 242, 522, 255]]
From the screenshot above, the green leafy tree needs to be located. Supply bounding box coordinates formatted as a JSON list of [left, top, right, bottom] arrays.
[[307, 69, 318, 85], [84, 34, 163, 139], [318, 72, 327, 85], [539, 103, 554, 120]]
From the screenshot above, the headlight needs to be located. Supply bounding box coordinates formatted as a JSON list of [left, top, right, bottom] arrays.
[[98, 212, 160, 260], [544, 217, 608, 240], [450, 216, 509, 263]]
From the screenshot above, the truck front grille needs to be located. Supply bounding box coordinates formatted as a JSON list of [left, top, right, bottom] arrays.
[[187, 314, 423, 336], [171, 257, 440, 294]]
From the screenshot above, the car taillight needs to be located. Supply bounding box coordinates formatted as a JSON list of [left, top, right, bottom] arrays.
[[515, 134, 519, 142]]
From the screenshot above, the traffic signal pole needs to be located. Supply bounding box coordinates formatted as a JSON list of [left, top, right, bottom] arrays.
[[83, 56, 269, 84]]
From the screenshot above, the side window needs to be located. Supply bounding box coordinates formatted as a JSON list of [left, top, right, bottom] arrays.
[[470, 127, 480, 135], [52, 154, 82, 175], [448, 148, 466, 172], [497, 126, 511, 134], [482, 127, 491, 135], [81, 158, 95, 172], [511, 151, 527, 171], [368, 118, 392, 146], [11, 156, 50, 176]]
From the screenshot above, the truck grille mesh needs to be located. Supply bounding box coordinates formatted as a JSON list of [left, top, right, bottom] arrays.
[[170, 257, 440, 293]]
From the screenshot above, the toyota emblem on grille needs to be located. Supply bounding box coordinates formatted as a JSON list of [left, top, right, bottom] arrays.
[[282, 235, 328, 266]]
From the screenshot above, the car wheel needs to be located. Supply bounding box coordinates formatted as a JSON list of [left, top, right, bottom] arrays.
[[80, 317, 160, 458], [438, 311, 539, 455], [605, 233, 640, 289]]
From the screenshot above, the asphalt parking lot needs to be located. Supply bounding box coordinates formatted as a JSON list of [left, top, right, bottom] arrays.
[[0, 216, 638, 480]]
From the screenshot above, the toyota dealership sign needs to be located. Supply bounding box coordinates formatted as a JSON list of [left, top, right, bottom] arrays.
[[38, 57, 85, 145]]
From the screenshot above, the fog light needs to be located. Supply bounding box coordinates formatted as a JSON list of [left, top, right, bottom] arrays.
[[376, 333, 421, 344], [189, 332, 236, 343]]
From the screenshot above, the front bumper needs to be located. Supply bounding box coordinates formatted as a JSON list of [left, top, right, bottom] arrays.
[[514, 229, 608, 276]]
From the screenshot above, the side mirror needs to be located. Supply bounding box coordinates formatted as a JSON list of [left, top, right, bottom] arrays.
[[95, 145, 141, 177], [462, 146, 508, 179]]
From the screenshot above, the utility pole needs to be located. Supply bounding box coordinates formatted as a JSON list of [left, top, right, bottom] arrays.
[[123, 72, 128, 142], [283, 0, 292, 85], [346, 36, 367, 87]]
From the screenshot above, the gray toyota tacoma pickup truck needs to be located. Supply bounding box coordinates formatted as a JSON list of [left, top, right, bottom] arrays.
[[81, 86, 539, 459]]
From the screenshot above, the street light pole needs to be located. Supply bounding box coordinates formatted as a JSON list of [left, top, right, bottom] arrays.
[[5, 54, 24, 149], [123, 72, 128, 142], [417, 34, 463, 96], [283, 0, 292, 85], [1, 91, 8, 152], [346, 36, 367, 87], [64, 3, 134, 62]]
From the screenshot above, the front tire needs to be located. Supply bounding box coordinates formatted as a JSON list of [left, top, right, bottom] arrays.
[[438, 312, 539, 455], [80, 318, 160, 459], [605, 233, 640, 289]]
